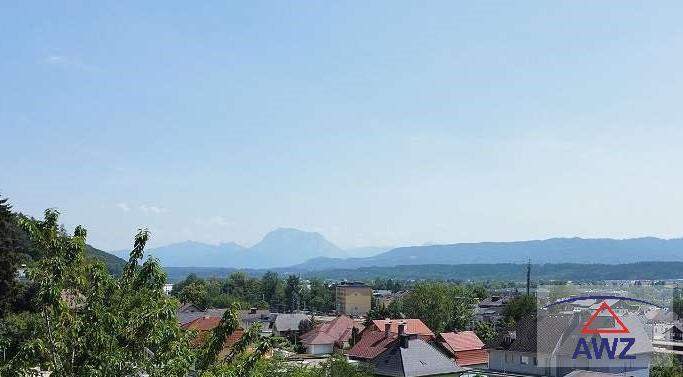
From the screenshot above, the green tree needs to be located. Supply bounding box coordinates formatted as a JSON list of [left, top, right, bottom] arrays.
[[403, 282, 454, 333], [503, 294, 537, 324], [450, 297, 476, 331], [2, 210, 194, 376], [474, 321, 496, 343], [0, 197, 26, 313], [651, 354, 683, 377], [306, 278, 333, 313], [284, 275, 301, 312], [261, 271, 281, 308], [179, 280, 209, 309]]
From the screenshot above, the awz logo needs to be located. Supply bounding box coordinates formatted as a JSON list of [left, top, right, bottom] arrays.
[[572, 338, 636, 360], [572, 301, 635, 360]]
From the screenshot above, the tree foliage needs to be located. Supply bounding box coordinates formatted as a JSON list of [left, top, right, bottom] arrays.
[[1, 210, 194, 376], [401, 282, 478, 333], [651, 354, 683, 377], [502, 294, 537, 324]]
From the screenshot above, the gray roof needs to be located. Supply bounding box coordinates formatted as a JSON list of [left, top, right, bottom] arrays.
[[237, 309, 273, 329], [274, 313, 311, 332], [177, 308, 227, 326], [373, 336, 463, 377]]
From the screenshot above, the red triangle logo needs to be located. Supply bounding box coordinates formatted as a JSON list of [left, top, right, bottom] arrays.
[[581, 301, 630, 334]]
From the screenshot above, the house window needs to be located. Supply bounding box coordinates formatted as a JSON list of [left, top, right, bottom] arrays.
[[533, 357, 538, 366], [505, 353, 511, 363], [521, 356, 530, 365]]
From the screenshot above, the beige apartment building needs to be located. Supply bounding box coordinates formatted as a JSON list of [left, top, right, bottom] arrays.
[[335, 282, 372, 317]]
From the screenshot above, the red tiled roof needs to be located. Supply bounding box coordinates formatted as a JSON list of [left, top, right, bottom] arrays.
[[348, 330, 398, 360], [300, 315, 362, 346], [439, 331, 488, 366], [370, 319, 434, 337], [182, 316, 222, 331], [182, 316, 245, 350], [225, 328, 245, 348], [454, 349, 489, 366]]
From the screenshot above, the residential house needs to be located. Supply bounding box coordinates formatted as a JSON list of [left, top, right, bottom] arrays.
[[335, 282, 372, 317], [660, 321, 683, 356], [363, 319, 435, 340], [488, 312, 653, 377], [475, 296, 512, 326], [273, 313, 311, 337], [665, 321, 683, 341], [176, 305, 273, 333], [643, 308, 678, 341], [177, 304, 227, 326], [371, 322, 464, 377], [299, 315, 364, 355], [237, 308, 274, 333], [439, 331, 488, 367]]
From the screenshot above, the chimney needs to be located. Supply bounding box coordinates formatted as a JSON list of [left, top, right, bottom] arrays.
[[384, 319, 392, 338], [397, 321, 406, 336], [398, 321, 409, 348]]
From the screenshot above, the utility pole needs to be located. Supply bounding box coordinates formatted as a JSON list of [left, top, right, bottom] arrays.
[[526, 258, 531, 296]]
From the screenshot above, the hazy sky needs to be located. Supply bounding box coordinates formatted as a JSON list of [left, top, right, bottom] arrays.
[[2, 1, 683, 251]]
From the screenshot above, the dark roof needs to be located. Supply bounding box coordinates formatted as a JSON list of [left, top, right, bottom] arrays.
[[177, 308, 228, 326], [178, 303, 203, 313], [479, 296, 512, 308], [236, 309, 272, 329], [337, 281, 370, 287], [348, 331, 399, 360], [373, 335, 464, 377]]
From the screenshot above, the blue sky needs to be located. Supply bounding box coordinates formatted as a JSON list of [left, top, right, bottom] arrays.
[[2, 1, 683, 251]]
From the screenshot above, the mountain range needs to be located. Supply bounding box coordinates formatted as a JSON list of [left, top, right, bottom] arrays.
[[111, 228, 390, 268], [293, 237, 683, 270], [110, 228, 683, 271]]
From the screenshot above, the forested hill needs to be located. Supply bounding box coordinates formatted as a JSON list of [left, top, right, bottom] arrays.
[[85, 245, 126, 275]]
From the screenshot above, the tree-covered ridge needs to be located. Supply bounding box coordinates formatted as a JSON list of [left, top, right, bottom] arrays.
[[0, 196, 126, 276], [163, 261, 683, 284]]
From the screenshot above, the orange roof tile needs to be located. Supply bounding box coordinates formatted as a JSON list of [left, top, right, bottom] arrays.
[[370, 319, 434, 337], [182, 316, 222, 331], [439, 331, 488, 366], [301, 315, 362, 346]]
